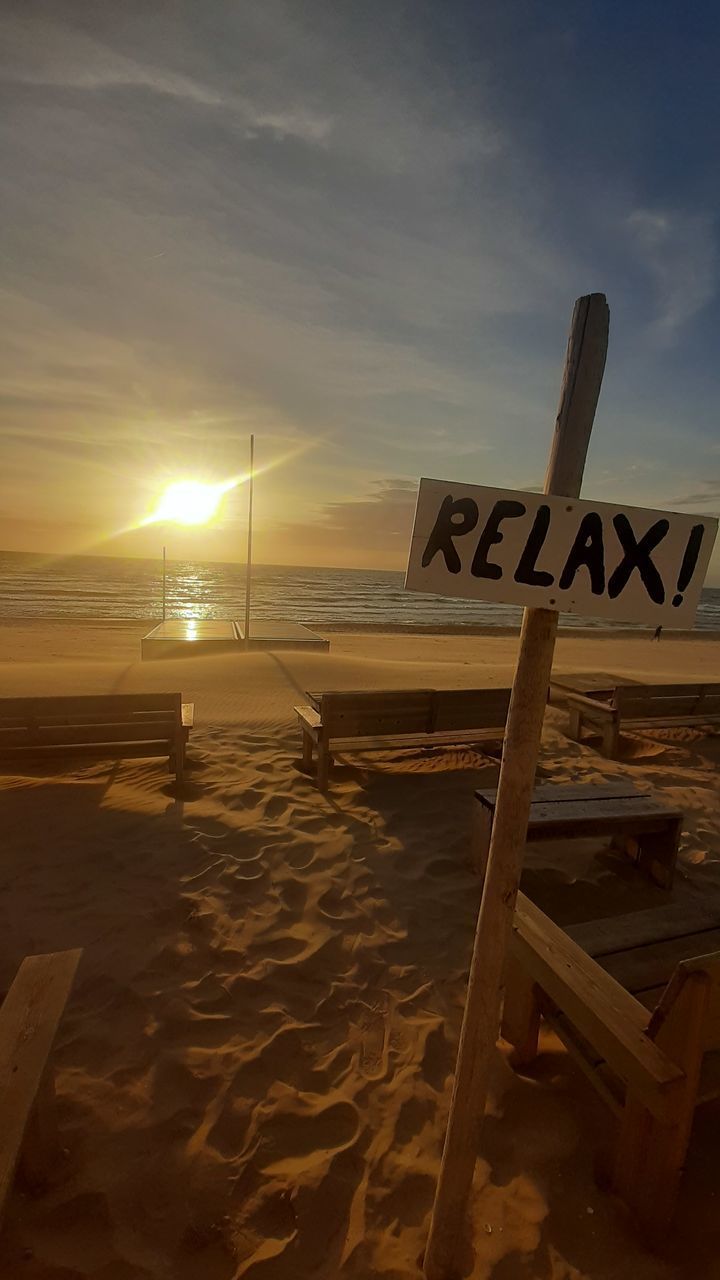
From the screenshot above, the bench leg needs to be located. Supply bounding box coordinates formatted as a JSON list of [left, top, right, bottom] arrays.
[[636, 821, 680, 890], [317, 738, 331, 792], [471, 804, 493, 878], [19, 1068, 62, 1190], [301, 728, 314, 774], [611, 972, 708, 1237], [601, 718, 620, 759], [171, 732, 185, 785], [567, 708, 583, 742], [502, 958, 541, 1068]]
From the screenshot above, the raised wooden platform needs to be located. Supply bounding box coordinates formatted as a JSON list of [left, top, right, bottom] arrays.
[[141, 619, 328, 659]]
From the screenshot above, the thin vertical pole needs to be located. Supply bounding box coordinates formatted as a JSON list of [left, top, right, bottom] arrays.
[[423, 294, 610, 1280], [162, 545, 166, 621], [244, 434, 254, 646]]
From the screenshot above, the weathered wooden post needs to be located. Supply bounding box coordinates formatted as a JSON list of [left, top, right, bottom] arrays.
[[423, 294, 610, 1279]]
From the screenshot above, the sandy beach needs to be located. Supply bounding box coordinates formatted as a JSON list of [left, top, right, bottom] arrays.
[[2, 623, 720, 1279]]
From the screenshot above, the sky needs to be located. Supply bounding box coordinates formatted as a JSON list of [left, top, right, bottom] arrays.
[[1, 0, 719, 576]]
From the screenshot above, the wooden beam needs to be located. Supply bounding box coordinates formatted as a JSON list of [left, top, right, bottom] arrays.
[[511, 895, 683, 1115], [0, 950, 81, 1219], [424, 293, 610, 1280]]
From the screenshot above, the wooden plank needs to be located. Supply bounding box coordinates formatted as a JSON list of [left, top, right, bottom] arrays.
[[0, 950, 81, 1219], [616, 683, 710, 706], [618, 696, 720, 719], [314, 693, 434, 734], [624, 713, 720, 729], [181, 703, 194, 729], [549, 673, 636, 694], [554, 688, 615, 712], [0, 741, 174, 762], [327, 728, 504, 752], [567, 901, 720, 960], [7, 723, 177, 746], [431, 688, 511, 732], [311, 688, 434, 705], [295, 706, 321, 733], [600, 932, 720, 995], [529, 795, 679, 823], [476, 783, 642, 807], [0, 711, 177, 730], [512, 894, 684, 1112], [0, 693, 181, 717], [648, 957, 717, 1054], [612, 970, 709, 1235]]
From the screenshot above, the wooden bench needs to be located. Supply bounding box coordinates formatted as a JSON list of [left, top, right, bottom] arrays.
[[0, 948, 82, 1221], [0, 694, 194, 784], [296, 687, 511, 790], [472, 783, 683, 889], [503, 893, 720, 1235], [551, 678, 720, 758]]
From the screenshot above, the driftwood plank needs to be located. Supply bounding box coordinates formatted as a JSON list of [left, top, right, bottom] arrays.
[[0, 949, 82, 1219]]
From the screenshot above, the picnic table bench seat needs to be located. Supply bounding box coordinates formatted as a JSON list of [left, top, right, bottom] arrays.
[[550, 679, 720, 758], [0, 948, 82, 1223], [296, 687, 511, 790], [503, 893, 720, 1236], [0, 693, 194, 784], [472, 782, 683, 889]]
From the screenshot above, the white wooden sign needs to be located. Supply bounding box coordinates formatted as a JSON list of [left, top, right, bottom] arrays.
[[405, 478, 717, 627]]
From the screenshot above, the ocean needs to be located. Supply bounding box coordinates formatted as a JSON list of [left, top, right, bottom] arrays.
[[0, 550, 719, 632]]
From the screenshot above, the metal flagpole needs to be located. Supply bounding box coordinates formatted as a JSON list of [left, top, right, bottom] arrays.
[[162, 545, 167, 620], [244, 435, 254, 646]]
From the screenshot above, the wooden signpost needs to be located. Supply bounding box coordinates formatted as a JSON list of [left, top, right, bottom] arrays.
[[415, 294, 718, 1276], [421, 294, 610, 1280]]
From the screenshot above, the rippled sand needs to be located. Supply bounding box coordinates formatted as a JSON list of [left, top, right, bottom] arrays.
[[1, 624, 719, 1278]]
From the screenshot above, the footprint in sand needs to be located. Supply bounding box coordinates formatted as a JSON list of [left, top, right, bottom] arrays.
[[265, 794, 289, 821], [353, 995, 393, 1079]]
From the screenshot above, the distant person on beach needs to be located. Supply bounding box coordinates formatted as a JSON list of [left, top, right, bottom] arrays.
[[653, 625, 662, 641]]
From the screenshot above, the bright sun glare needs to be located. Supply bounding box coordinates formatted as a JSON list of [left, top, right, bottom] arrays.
[[151, 480, 228, 526]]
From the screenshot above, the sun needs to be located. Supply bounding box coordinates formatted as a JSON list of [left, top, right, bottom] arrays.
[[151, 480, 227, 526]]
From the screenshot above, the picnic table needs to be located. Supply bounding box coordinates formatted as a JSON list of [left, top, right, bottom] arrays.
[[472, 781, 682, 889]]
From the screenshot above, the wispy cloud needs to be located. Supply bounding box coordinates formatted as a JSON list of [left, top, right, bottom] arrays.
[[0, 13, 333, 143], [666, 480, 720, 511], [275, 478, 418, 568], [627, 207, 718, 341]]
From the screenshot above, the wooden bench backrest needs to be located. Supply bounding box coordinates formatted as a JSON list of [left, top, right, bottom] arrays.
[[318, 688, 512, 737], [432, 687, 510, 731], [648, 951, 720, 1052], [614, 683, 720, 719], [0, 694, 183, 748], [319, 690, 435, 736]]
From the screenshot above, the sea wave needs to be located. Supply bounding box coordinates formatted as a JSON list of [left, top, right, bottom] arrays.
[[0, 550, 718, 631]]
